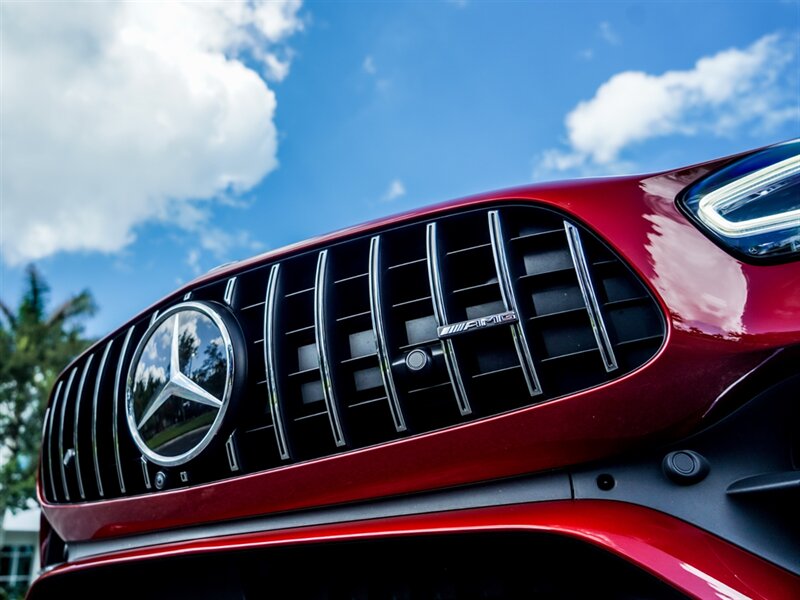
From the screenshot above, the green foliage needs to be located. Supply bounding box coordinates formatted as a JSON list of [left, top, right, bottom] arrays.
[[0, 265, 96, 511]]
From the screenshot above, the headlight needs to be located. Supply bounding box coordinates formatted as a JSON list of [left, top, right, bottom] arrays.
[[679, 139, 800, 261]]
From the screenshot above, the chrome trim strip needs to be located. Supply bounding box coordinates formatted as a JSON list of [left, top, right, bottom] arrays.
[[426, 222, 471, 416], [564, 221, 618, 372], [70, 472, 571, 561], [183, 292, 192, 301], [149, 311, 159, 326], [73, 354, 94, 500], [314, 250, 346, 447], [46, 380, 62, 503], [140, 456, 151, 489], [488, 211, 542, 396], [265, 264, 291, 460], [114, 327, 135, 494], [92, 340, 113, 498], [224, 277, 237, 306], [369, 236, 407, 433], [58, 368, 78, 502]]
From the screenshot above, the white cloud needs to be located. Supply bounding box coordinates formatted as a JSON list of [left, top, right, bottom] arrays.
[[381, 179, 406, 203], [599, 21, 621, 46], [534, 33, 798, 179], [0, 1, 303, 266], [363, 55, 377, 75], [187, 249, 202, 276], [135, 363, 168, 387], [179, 313, 200, 348]]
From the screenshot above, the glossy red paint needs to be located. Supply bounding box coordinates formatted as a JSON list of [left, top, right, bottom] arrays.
[[39, 157, 800, 543], [29, 501, 800, 600]]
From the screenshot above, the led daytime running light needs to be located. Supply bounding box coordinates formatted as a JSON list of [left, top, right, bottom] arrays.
[[697, 154, 800, 238]]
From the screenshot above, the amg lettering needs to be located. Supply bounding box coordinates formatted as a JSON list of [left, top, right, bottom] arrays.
[[437, 310, 518, 340]]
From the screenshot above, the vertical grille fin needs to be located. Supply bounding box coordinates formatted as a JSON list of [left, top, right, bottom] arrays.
[[564, 221, 618, 372], [264, 263, 291, 460], [113, 326, 134, 494], [45, 380, 62, 503], [92, 340, 114, 498], [224, 277, 238, 307], [73, 354, 94, 500], [369, 236, 407, 433], [40, 406, 52, 502], [314, 250, 347, 447], [58, 367, 77, 502], [426, 222, 472, 416], [488, 211, 543, 396]]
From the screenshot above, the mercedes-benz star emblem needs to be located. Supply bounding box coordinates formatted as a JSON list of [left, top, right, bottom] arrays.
[[126, 302, 235, 466]]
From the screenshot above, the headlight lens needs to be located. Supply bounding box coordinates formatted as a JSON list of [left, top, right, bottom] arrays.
[[679, 139, 800, 261]]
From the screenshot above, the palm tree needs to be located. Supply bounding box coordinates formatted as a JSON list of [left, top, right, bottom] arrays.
[[0, 266, 96, 511]]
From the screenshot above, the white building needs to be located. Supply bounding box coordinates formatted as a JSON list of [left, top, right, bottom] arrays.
[[0, 506, 40, 597]]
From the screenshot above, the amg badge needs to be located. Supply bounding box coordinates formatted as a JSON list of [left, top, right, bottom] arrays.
[[437, 310, 518, 339]]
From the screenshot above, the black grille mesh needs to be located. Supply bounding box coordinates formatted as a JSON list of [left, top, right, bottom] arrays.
[[42, 204, 664, 503]]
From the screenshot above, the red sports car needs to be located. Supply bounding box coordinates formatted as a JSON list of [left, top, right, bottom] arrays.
[[30, 140, 800, 599]]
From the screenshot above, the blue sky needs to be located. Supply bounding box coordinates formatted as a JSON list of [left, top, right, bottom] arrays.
[[1, 1, 799, 338]]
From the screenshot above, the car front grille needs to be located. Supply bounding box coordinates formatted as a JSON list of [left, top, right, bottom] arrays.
[[42, 203, 665, 503]]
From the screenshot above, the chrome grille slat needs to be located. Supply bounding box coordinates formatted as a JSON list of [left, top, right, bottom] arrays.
[[113, 327, 134, 494], [58, 367, 78, 502], [426, 222, 471, 416], [265, 264, 291, 460], [563, 221, 618, 373], [140, 456, 151, 490], [73, 354, 94, 500], [46, 381, 61, 502], [92, 340, 114, 498], [314, 250, 347, 447], [487, 210, 542, 397], [41, 404, 55, 502], [40, 406, 51, 501], [369, 236, 407, 433], [224, 277, 238, 307]]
